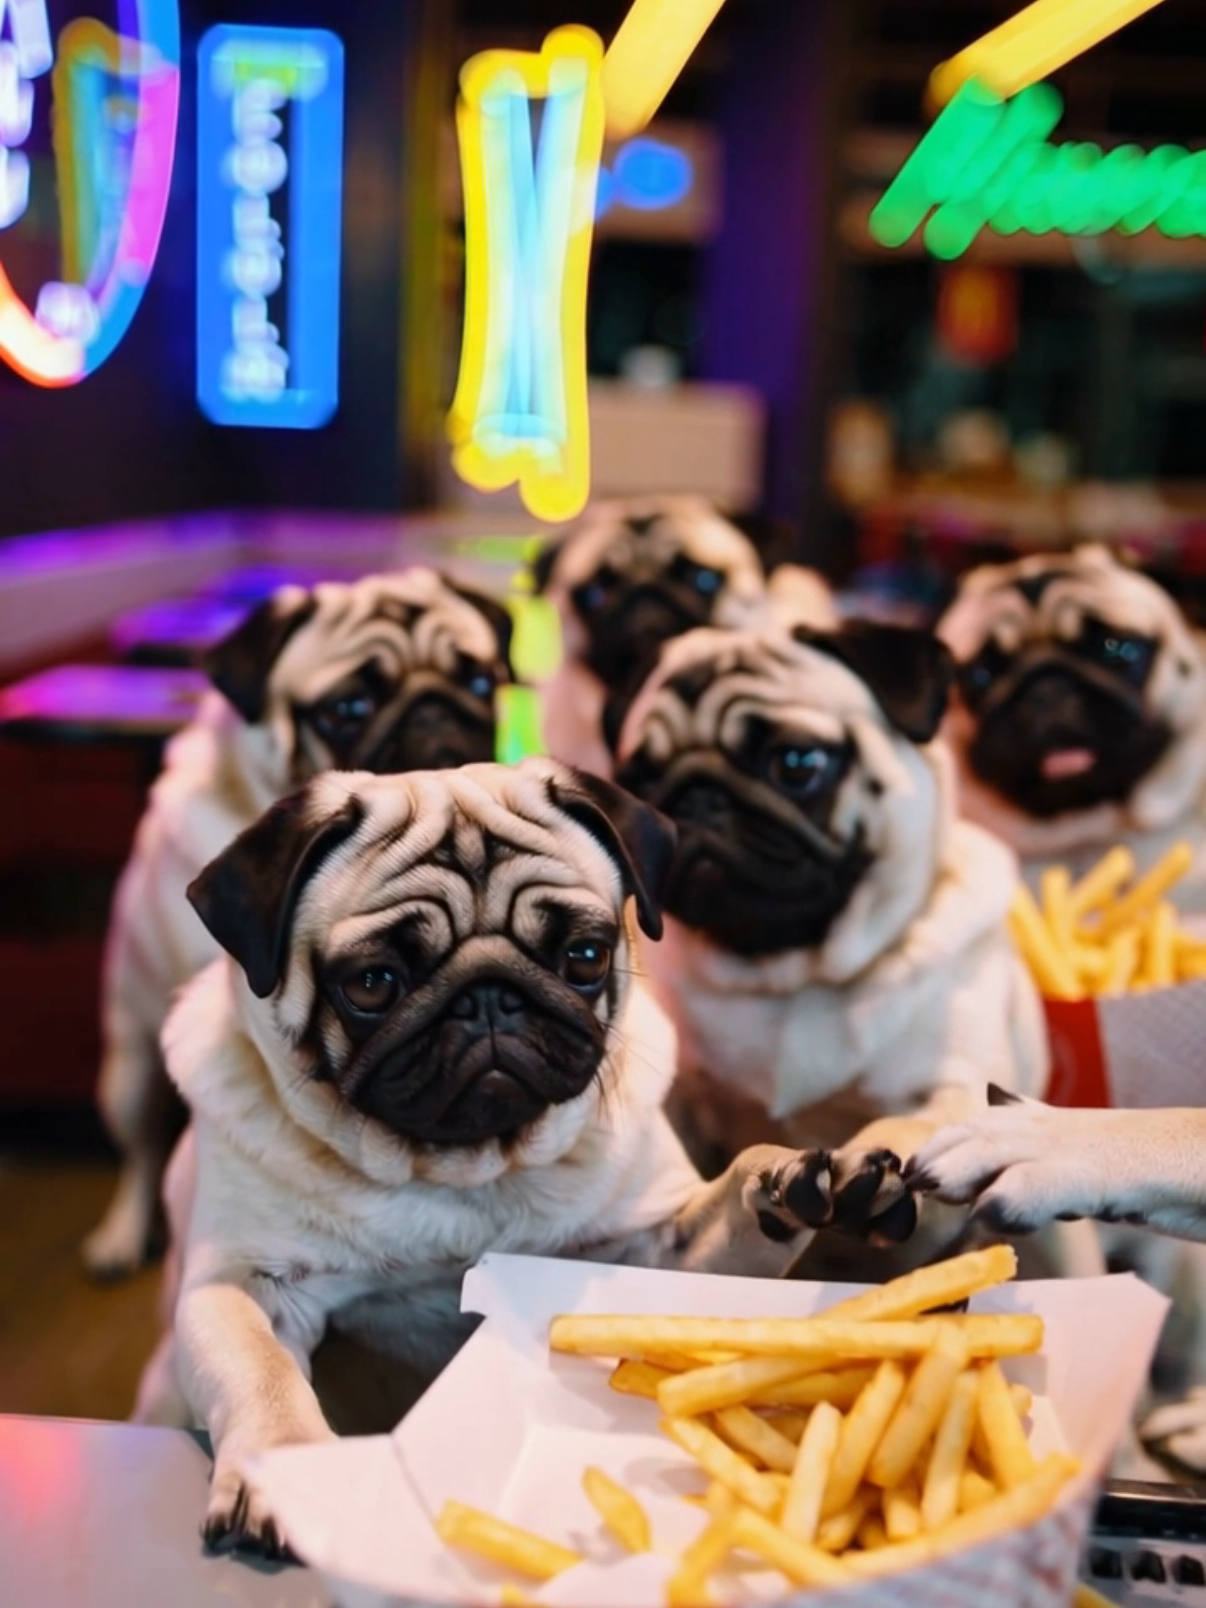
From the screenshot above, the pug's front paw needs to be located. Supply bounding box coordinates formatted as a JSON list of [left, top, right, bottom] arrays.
[[760, 1148, 917, 1246], [202, 1459, 296, 1561]]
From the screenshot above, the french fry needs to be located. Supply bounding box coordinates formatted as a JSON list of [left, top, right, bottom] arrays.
[[1144, 901, 1176, 989], [883, 1473, 923, 1542], [435, 1501, 582, 1581], [1075, 1583, 1120, 1608], [1010, 1382, 1033, 1419], [499, 1587, 537, 1608], [581, 1466, 651, 1553], [1067, 845, 1135, 919], [958, 1467, 999, 1512], [821, 1359, 908, 1517], [815, 1487, 873, 1553], [1010, 883, 1083, 1000], [1098, 841, 1194, 937], [868, 1326, 971, 1489], [660, 1416, 783, 1515], [1041, 865, 1074, 954], [977, 1362, 1038, 1489], [752, 1367, 875, 1410], [608, 1359, 672, 1400], [664, 1514, 735, 1608], [781, 1399, 842, 1543], [658, 1355, 825, 1418], [713, 1405, 800, 1474], [1101, 929, 1141, 996], [921, 1368, 981, 1530], [730, 1504, 857, 1587], [823, 1244, 1018, 1323], [552, 1311, 1043, 1364], [856, 1510, 888, 1551], [762, 1409, 811, 1442]]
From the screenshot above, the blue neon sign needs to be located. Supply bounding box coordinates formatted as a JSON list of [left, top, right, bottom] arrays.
[[196, 25, 344, 429]]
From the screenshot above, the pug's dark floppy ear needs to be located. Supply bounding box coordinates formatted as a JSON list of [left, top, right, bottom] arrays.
[[187, 791, 365, 999], [548, 771, 678, 940], [530, 535, 566, 595], [446, 580, 516, 678], [795, 622, 955, 744], [203, 593, 319, 723]]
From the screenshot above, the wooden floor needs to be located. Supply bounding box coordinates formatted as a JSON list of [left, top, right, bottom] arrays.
[[0, 1110, 161, 1422]]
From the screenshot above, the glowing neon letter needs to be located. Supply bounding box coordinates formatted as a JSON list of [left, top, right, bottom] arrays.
[[870, 80, 1206, 260], [0, 0, 50, 232], [448, 27, 605, 524], [197, 26, 344, 430]]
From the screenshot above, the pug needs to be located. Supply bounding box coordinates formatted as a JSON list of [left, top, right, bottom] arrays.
[[936, 543, 1206, 905], [608, 621, 1104, 1281], [83, 568, 515, 1281], [129, 759, 916, 1554], [532, 495, 836, 777], [911, 1093, 1206, 1473]]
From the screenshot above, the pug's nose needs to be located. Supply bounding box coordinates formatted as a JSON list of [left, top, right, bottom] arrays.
[[449, 982, 527, 1021]]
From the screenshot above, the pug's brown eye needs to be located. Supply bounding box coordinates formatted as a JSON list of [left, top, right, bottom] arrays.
[[564, 941, 612, 990], [767, 744, 836, 799], [341, 968, 400, 1014]]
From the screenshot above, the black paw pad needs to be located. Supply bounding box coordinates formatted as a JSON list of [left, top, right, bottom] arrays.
[[868, 1191, 918, 1246], [778, 1152, 833, 1227]]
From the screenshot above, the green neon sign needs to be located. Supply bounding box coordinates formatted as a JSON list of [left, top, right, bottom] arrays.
[[870, 80, 1206, 259]]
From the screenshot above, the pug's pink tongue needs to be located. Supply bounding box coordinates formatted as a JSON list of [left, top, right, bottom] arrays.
[[1041, 748, 1096, 780]]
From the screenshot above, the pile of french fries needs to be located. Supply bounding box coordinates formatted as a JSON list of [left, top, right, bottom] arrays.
[[1011, 840, 1206, 1001], [435, 1245, 1083, 1604]]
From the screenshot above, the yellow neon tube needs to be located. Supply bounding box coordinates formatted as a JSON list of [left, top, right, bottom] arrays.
[[600, 0, 729, 141], [930, 0, 1170, 108]]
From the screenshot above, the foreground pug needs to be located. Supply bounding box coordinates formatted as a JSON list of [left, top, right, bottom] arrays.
[[84, 568, 513, 1280], [912, 1093, 1206, 1471], [609, 621, 1100, 1278], [936, 544, 1206, 904], [532, 495, 836, 777], [131, 760, 915, 1554]]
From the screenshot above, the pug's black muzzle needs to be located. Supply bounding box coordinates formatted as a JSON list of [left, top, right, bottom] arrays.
[[966, 651, 1171, 819], [359, 685, 496, 774], [621, 752, 872, 957], [582, 584, 712, 690], [342, 943, 605, 1148]]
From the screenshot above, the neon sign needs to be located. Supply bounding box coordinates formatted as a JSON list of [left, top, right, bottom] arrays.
[[0, 0, 179, 387], [871, 79, 1206, 260], [596, 135, 693, 218], [449, 0, 730, 522], [196, 25, 344, 430]]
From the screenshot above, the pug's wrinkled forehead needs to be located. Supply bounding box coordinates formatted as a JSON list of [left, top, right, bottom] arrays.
[[537, 496, 767, 612], [939, 544, 1198, 669]]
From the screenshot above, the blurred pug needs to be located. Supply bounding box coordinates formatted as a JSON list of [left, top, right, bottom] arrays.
[[130, 760, 916, 1555], [83, 568, 514, 1281], [937, 544, 1206, 904], [532, 495, 835, 777], [609, 622, 1099, 1279]]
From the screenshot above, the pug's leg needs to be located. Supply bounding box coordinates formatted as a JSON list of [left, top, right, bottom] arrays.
[[627, 1144, 916, 1278], [175, 1275, 334, 1557], [82, 1033, 185, 1280]]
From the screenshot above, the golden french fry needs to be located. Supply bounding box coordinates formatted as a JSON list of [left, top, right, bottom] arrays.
[[608, 1359, 671, 1400], [821, 1359, 908, 1518], [921, 1367, 981, 1530], [499, 1587, 537, 1608], [701, 1480, 737, 1516], [856, 1510, 888, 1551], [1099, 841, 1194, 937], [713, 1405, 800, 1474], [869, 1326, 971, 1489], [1067, 846, 1135, 920], [883, 1473, 923, 1542], [781, 1399, 842, 1543], [660, 1416, 782, 1516], [752, 1367, 875, 1411], [958, 1467, 999, 1512], [844, 1454, 1079, 1580], [729, 1505, 857, 1587], [435, 1501, 581, 1581], [1070, 944, 1110, 983], [815, 1487, 873, 1553], [581, 1466, 650, 1553], [1145, 902, 1176, 989], [1010, 1382, 1033, 1419], [1075, 1584, 1120, 1608], [1098, 928, 1140, 996], [1182, 953, 1206, 983], [658, 1355, 822, 1418], [1010, 883, 1083, 1000], [1041, 866, 1074, 953], [977, 1362, 1037, 1489], [664, 1514, 735, 1608], [823, 1244, 1018, 1323], [554, 1311, 1042, 1364]]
